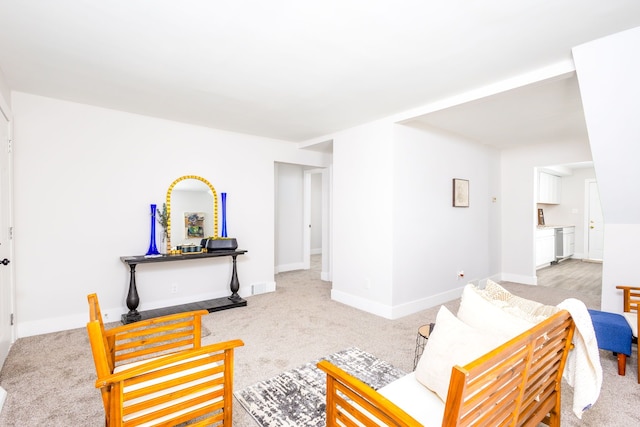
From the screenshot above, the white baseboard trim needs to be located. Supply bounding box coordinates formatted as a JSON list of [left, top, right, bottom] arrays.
[[16, 288, 253, 338], [331, 289, 394, 319], [275, 262, 305, 274], [331, 286, 464, 320], [321, 271, 332, 281], [311, 248, 322, 255], [389, 287, 464, 319], [500, 272, 537, 285]]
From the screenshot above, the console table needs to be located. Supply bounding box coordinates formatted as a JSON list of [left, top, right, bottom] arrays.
[[120, 249, 247, 324]]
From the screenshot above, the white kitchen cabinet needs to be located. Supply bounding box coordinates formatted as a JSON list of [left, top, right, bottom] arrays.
[[536, 228, 555, 267], [562, 226, 575, 258], [538, 172, 561, 204]]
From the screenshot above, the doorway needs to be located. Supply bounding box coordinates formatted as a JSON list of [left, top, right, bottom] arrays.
[[274, 163, 331, 280]]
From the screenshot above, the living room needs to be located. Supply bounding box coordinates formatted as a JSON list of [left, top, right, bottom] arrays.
[[0, 0, 638, 343], [1, 4, 640, 424]]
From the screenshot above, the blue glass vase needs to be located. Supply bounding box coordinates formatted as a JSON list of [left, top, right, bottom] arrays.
[[221, 193, 228, 237], [146, 204, 160, 255]]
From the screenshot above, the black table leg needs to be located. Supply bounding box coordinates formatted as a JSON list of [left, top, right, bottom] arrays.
[[122, 263, 141, 323], [228, 254, 242, 302]]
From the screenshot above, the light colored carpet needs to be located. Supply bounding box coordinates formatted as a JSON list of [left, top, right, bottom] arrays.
[[0, 255, 638, 426]]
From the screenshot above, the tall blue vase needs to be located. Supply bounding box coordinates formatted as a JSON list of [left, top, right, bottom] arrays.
[[221, 193, 228, 238], [146, 204, 160, 255]]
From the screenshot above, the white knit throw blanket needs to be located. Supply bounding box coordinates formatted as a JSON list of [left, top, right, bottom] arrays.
[[557, 298, 603, 419]]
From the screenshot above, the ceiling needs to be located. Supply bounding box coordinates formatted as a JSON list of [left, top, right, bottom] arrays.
[[0, 1, 639, 146]]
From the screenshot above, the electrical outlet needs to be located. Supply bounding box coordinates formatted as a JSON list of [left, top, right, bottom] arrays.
[[171, 284, 178, 294], [364, 278, 371, 290]]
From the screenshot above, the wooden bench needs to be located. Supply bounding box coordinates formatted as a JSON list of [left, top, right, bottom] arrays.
[[318, 309, 575, 427]]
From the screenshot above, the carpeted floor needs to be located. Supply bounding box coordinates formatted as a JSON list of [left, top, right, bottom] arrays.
[[0, 255, 638, 426]]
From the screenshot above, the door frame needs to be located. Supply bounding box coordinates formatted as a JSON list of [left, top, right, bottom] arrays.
[[0, 93, 15, 369], [584, 178, 604, 261], [303, 167, 331, 280]]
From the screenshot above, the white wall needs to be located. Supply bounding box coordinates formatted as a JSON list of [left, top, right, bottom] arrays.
[[12, 92, 330, 337], [332, 120, 395, 315], [501, 140, 593, 284], [0, 67, 10, 109], [331, 119, 502, 319], [573, 26, 640, 312], [391, 124, 501, 316]]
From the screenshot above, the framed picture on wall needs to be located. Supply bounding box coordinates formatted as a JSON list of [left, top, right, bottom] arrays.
[[184, 212, 205, 239], [453, 178, 469, 207]]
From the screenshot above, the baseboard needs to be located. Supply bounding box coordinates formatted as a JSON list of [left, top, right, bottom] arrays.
[[320, 271, 331, 281], [16, 288, 253, 338], [330, 286, 464, 320], [331, 289, 395, 319], [500, 272, 537, 285], [389, 287, 464, 319], [275, 262, 305, 273]]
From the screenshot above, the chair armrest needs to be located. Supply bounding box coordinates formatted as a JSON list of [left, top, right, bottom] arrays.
[[95, 339, 244, 387], [317, 360, 421, 427], [616, 285, 640, 292]]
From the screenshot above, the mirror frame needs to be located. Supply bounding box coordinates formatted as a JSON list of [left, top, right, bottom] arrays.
[[165, 175, 218, 252]]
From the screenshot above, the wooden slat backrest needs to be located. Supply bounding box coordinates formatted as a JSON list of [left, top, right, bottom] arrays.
[[442, 309, 574, 427], [617, 285, 640, 314]]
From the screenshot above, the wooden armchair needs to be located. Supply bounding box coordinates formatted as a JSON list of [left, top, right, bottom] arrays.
[[616, 285, 640, 383], [86, 293, 244, 426]]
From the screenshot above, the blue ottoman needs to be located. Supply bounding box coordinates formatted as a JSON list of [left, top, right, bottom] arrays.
[[588, 309, 632, 375]]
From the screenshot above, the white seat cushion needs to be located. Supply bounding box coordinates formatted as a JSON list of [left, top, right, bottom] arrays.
[[378, 372, 444, 426], [622, 311, 638, 337]]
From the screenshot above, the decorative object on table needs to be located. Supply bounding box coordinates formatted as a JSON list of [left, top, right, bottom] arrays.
[[145, 204, 160, 256], [176, 244, 203, 254], [156, 202, 169, 243], [538, 208, 545, 225], [453, 178, 469, 207], [165, 175, 218, 253], [221, 192, 228, 237], [235, 347, 406, 427], [184, 212, 205, 239], [201, 237, 238, 251]]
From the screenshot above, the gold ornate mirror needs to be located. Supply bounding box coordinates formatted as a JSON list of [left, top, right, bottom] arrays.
[[165, 175, 218, 252]]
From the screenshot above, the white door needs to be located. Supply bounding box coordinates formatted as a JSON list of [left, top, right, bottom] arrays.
[[586, 180, 604, 261], [0, 105, 13, 367]]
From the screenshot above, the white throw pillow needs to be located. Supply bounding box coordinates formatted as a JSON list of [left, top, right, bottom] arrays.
[[457, 283, 534, 340], [414, 306, 506, 402], [482, 279, 559, 323]]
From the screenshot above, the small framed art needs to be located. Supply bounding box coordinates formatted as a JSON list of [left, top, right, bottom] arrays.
[[453, 179, 469, 207]]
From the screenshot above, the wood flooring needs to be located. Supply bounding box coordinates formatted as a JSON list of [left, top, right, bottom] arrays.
[[537, 258, 602, 296]]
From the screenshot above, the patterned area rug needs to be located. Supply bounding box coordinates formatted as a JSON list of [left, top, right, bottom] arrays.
[[234, 347, 406, 427]]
